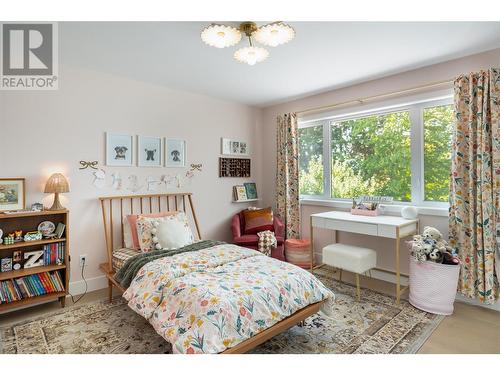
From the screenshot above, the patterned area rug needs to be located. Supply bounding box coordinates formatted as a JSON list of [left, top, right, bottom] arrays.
[[0, 267, 443, 354]]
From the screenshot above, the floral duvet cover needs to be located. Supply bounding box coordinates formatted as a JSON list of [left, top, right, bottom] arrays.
[[123, 244, 334, 353]]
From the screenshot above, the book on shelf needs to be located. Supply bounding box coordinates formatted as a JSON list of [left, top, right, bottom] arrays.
[[43, 242, 65, 265], [0, 271, 64, 304]]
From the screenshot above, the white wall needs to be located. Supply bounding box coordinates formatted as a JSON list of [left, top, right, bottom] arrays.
[[259, 48, 500, 275], [0, 65, 262, 287]]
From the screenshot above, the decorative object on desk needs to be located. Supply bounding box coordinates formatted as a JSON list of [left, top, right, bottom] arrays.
[[0, 178, 25, 212], [221, 138, 249, 156], [219, 157, 251, 177], [93, 169, 106, 189], [14, 230, 23, 242], [244, 182, 257, 199], [38, 220, 56, 236], [350, 198, 380, 216], [23, 250, 44, 268], [79, 160, 99, 170], [106, 132, 133, 166], [44, 173, 70, 211], [138, 136, 163, 167], [165, 139, 186, 167], [31, 202, 44, 211], [1, 257, 12, 272], [12, 250, 22, 270], [3, 233, 14, 245], [111, 172, 122, 190], [233, 185, 248, 201], [401, 206, 418, 219], [24, 231, 43, 242]]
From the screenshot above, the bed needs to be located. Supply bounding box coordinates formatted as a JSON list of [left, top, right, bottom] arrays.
[[99, 193, 334, 354]]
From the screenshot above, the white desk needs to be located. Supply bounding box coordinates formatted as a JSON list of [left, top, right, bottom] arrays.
[[310, 211, 419, 304]]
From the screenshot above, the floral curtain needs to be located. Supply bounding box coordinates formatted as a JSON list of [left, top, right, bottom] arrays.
[[276, 113, 300, 239], [449, 68, 500, 304]]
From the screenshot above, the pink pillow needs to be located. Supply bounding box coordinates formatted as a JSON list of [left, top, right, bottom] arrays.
[[127, 211, 177, 249]]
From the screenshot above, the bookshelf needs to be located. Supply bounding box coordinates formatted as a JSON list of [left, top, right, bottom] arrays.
[[0, 210, 69, 312]]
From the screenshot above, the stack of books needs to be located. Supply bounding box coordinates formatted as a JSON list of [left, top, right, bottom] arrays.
[[43, 242, 65, 265], [0, 271, 65, 303]]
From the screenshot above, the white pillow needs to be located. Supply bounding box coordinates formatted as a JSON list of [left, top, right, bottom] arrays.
[[123, 216, 134, 249], [150, 213, 194, 250]]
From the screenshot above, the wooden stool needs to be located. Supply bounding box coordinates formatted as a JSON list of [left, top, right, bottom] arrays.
[[322, 243, 376, 301]]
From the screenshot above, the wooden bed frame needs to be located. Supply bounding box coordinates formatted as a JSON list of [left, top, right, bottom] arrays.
[[98, 192, 323, 354]]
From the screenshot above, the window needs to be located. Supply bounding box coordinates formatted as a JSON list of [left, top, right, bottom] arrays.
[[299, 97, 454, 206], [330, 111, 411, 201], [423, 105, 454, 201], [299, 125, 323, 195]]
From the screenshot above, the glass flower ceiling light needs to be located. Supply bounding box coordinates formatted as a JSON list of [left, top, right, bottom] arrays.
[[201, 21, 295, 65]]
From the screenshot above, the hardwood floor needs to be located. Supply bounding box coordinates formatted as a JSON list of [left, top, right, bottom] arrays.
[[1, 277, 499, 354]]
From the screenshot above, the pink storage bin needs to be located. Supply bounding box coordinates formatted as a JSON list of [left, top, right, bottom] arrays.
[[409, 257, 460, 315]]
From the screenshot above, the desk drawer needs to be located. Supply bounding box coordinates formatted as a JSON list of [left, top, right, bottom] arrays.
[[323, 219, 378, 236], [311, 216, 325, 228]]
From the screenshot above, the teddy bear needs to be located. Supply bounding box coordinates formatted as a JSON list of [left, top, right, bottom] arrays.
[[422, 226, 442, 241], [411, 241, 427, 262]]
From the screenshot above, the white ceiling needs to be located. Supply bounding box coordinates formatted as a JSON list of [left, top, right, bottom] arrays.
[[60, 22, 500, 107]]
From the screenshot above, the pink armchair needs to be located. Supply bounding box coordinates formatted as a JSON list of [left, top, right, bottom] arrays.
[[231, 210, 286, 261]]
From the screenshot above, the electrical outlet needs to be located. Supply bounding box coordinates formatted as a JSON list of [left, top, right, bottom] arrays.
[[79, 254, 87, 267]]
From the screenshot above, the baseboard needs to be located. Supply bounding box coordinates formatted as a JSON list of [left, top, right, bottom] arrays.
[[454, 293, 500, 311], [68, 275, 108, 296]]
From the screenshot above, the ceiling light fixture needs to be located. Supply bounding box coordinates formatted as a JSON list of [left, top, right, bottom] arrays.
[[201, 21, 295, 66]]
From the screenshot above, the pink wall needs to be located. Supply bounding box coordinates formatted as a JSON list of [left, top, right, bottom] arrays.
[[0, 66, 262, 290], [259, 48, 500, 274]]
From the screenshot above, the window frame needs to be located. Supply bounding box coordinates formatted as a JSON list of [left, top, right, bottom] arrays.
[[298, 94, 453, 208]]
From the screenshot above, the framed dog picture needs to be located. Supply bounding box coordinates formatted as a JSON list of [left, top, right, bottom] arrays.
[[138, 136, 162, 167], [106, 132, 133, 166], [0, 178, 25, 212], [165, 139, 186, 167]]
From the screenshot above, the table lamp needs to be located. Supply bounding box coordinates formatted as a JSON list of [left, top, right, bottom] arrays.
[[44, 173, 70, 210]]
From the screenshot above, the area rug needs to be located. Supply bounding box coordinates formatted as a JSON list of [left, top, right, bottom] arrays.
[[0, 267, 444, 354]]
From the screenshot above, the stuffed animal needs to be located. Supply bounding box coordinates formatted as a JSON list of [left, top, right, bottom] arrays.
[[428, 247, 444, 263], [411, 241, 427, 262], [422, 226, 443, 242]]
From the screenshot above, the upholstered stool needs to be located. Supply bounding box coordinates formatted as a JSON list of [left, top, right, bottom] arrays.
[[285, 238, 311, 269], [322, 243, 376, 301]]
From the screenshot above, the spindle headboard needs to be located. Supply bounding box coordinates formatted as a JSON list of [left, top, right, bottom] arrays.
[[99, 193, 201, 273]]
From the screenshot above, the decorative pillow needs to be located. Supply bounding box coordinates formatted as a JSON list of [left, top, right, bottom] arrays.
[[136, 212, 194, 252], [127, 211, 177, 249], [151, 214, 195, 250], [123, 216, 134, 249], [243, 207, 274, 235]]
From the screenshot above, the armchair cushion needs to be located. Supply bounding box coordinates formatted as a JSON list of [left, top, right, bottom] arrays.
[[242, 207, 274, 235]]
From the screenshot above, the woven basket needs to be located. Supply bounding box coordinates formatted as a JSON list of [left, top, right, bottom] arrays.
[[409, 257, 460, 315]]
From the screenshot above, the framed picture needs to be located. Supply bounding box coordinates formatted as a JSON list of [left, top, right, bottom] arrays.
[[0, 178, 25, 212], [221, 138, 249, 156], [138, 136, 162, 167], [166, 139, 186, 167], [106, 132, 133, 166]]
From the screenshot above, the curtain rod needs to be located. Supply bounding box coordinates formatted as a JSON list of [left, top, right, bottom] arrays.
[[296, 79, 454, 116]]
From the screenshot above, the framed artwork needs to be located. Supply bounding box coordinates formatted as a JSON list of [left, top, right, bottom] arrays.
[[138, 136, 162, 167], [106, 132, 133, 166], [0, 178, 25, 212], [221, 138, 249, 156], [219, 158, 251, 177], [166, 139, 186, 167]]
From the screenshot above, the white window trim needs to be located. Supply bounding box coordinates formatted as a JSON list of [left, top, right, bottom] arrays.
[[298, 92, 453, 214]]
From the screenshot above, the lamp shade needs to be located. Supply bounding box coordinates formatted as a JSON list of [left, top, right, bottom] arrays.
[[44, 173, 70, 193]]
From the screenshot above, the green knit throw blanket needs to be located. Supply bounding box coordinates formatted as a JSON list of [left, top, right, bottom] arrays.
[[115, 240, 224, 288]]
